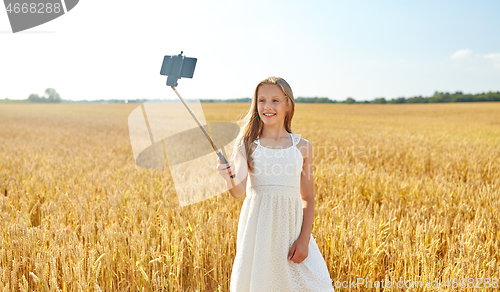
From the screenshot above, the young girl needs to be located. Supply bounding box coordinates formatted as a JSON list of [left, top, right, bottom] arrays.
[[217, 77, 334, 291]]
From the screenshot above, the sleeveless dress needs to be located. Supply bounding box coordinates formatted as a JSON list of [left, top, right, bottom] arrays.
[[230, 133, 335, 292]]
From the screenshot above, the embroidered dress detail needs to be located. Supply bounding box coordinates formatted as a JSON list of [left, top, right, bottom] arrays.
[[230, 133, 335, 292]]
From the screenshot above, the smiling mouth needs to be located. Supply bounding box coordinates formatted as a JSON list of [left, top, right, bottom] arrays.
[[263, 113, 276, 117]]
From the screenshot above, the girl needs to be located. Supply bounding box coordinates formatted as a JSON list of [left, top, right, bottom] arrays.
[[217, 77, 334, 291]]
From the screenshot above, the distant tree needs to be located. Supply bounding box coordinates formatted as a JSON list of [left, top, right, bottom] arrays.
[[45, 88, 61, 102], [315, 97, 333, 103], [28, 94, 41, 103], [455, 95, 474, 102], [345, 97, 356, 104], [389, 97, 407, 104], [27, 88, 61, 103], [406, 95, 428, 103], [372, 97, 387, 104]]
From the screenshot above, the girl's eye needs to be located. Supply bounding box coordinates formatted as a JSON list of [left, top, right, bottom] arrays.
[[273, 100, 279, 102]]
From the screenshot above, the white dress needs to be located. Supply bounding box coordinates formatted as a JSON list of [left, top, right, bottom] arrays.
[[230, 133, 334, 292]]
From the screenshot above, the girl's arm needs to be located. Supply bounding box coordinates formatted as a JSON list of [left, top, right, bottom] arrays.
[[298, 139, 315, 242], [224, 155, 247, 199], [217, 143, 250, 199], [288, 139, 314, 263]]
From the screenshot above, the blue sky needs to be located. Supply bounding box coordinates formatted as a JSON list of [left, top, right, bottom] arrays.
[[1, 0, 499, 101]]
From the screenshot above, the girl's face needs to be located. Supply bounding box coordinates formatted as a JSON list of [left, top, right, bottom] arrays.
[[257, 84, 289, 127]]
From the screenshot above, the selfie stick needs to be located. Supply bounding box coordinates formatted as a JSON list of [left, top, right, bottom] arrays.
[[160, 52, 236, 188]]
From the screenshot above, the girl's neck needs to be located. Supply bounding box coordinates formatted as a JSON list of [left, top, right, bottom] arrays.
[[260, 124, 289, 141]]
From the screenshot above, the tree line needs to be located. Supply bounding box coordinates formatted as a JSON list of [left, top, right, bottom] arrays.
[[27, 88, 62, 103], [201, 91, 500, 104], [2, 90, 499, 104], [370, 91, 500, 104]]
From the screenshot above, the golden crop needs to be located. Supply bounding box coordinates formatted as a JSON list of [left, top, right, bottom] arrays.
[[0, 102, 499, 291]]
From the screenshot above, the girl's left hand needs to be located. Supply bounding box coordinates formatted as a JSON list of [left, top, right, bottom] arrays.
[[288, 238, 309, 264]]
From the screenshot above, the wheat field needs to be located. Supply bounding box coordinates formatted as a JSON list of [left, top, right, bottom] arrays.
[[0, 102, 499, 291]]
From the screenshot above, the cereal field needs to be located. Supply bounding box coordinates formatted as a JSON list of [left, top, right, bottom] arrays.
[[0, 102, 499, 291]]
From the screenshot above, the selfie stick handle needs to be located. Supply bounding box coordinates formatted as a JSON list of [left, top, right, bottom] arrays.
[[171, 87, 236, 188]]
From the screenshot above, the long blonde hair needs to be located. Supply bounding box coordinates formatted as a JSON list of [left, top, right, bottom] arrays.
[[233, 76, 295, 172]]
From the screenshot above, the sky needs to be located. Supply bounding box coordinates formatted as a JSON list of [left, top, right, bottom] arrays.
[[1, 0, 499, 102]]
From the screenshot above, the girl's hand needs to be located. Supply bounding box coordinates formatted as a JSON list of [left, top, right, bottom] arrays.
[[288, 237, 309, 264], [216, 158, 235, 181]]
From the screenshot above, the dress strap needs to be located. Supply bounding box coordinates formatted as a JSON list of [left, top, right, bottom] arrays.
[[291, 133, 301, 146], [254, 136, 260, 145]]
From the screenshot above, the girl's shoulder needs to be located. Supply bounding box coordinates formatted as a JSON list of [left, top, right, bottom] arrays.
[[291, 133, 310, 146], [293, 134, 313, 159]]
